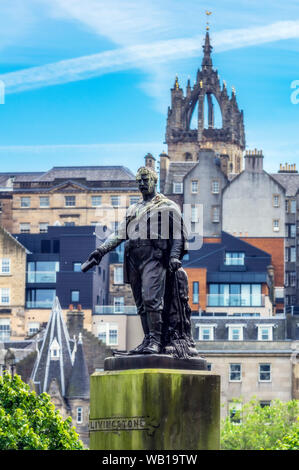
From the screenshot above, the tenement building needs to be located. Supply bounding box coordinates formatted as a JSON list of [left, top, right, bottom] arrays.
[[0, 165, 139, 234], [191, 314, 299, 419], [271, 163, 299, 310]]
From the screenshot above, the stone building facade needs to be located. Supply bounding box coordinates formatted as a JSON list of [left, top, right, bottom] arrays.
[[271, 164, 299, 310], [0, 166, 139, 234], [222, 151, 286, 312], [192, 315, 299, 419], [0, 226, 27, 341]]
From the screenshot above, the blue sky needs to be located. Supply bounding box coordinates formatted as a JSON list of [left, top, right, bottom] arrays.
[[0, 0, 299, 174]]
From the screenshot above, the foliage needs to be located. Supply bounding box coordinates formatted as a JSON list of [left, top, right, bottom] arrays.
[[0, 373, 84, 450], [221, 398, 299, 450], [274, 418, 299, 450]]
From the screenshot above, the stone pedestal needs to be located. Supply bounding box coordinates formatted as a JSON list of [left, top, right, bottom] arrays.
[[89, 356, 220, 450]]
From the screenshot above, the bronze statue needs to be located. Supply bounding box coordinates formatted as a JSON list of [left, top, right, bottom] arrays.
[[82, 166, 198, 358]]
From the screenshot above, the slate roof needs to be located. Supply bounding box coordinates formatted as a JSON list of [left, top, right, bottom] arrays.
[[164, 162, 196, 194], [270, 173, 299, 197], [66, 333, 89, 399], [35, 166, 136, 182], [183, 231, 271, 277], [31, 297, 74, 395]]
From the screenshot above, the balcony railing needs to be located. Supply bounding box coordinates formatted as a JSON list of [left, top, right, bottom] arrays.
[[27, 272, 57, 283], [94, 305, 137, 315], [26, 300, 55, 309], [207, 294, 265, 307]]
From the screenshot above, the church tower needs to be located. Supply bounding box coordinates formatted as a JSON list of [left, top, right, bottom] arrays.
[[165, 18, 245, 177]]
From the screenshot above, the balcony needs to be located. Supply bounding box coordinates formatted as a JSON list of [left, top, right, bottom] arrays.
[[27, 271, 57, 283], [207, 294, 265, 307], [94, 305, 137, 315], [26, 300, 54, 309]]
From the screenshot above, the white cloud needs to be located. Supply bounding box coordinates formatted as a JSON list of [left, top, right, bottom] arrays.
[[2, 19, 299, 97]]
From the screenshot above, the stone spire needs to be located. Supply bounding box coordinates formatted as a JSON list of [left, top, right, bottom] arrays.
[[202, 31, 213, 69]]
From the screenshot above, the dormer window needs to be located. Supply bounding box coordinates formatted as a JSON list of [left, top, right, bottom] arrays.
[[50, 338, 60, 359], [225, 252, 245, 266]]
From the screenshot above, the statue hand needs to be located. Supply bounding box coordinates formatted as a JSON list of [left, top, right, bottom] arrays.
[[88, 247, 104, 264], [169, 257, 181, 272]]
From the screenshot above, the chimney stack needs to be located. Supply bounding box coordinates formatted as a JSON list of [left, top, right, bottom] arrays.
[[244, 149, 264, 172]]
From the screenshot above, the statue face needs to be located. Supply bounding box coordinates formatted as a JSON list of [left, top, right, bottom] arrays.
[[136, 168, 157, 196]]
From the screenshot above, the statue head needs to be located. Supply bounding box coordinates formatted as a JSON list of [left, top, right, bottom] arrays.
[[136, 166, 158, 196]]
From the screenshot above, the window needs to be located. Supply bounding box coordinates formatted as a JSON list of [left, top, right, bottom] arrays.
[[41, 240, 51, 253], [65, 196, 76, 207], [27, 261, 59, 283], [50, 338, 60, 359], [227, 324, 245, 341], [208, 284, 262, 307], [40, 196, 49, 207], [20, 223, 30, 233], [260, 401, 271, 408], [114, 266, 123, 284], [73, 262, 81, 272], [212, 180, 220, 194], [273, 195, 280, 207], [289, 272, 296, 287], [290, 225, 296, 238], [77, 407, 83, 424], [71, 290, 80, 303], [26, 289, 56, 308], [212, 206, 220, 223], [184, 152, 193, 161], [0, 288, 10, 305], [98, 322, 118, 346], [53, 240, 60, 253], [21, 197, 30, 208], [191, 205, 199, 223], [192, 281, 199, 304], [259, 364, 271, 382], [198, 325, 215, 341], [39, 223, 48, 233], [130, 195, 140, 205], [229, 402, 242, 424], [114, 297, 124, 313], [173, 182, 183, 194], [229, 364, 242, 381], [290, 247, 296, 262], [0, 319, 10, 341], [64, 222, 75, 226], [28, 322, 40, 336], [91, 195, 102, 207], [225, 252, 245, 266], [111, 196, 120, 207], [191, 180, 198, 194], [0, 258, 10, 274], [273, 219, 280, 232], [257, 325, 273, 341], [290, 200, 296, 213]]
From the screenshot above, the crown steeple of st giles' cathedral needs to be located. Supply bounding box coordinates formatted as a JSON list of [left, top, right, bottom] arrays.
[[165, 15, 245, 177]]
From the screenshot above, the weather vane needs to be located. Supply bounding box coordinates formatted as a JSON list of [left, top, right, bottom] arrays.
[[206, 10, 212, 31]]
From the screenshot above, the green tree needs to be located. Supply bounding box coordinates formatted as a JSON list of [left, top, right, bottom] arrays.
[[221, 398, 299, 450], [0, 373, 84, 450]]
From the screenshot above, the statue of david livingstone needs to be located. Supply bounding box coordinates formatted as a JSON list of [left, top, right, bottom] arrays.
[[82, 166, 198, 358]]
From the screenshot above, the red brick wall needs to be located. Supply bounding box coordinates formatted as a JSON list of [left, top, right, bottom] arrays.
[[185, 267, 207, 311], [241, 237, 284, 287]]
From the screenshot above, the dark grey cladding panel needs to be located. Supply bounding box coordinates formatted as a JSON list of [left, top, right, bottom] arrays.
[[207, 272, 267, 283]]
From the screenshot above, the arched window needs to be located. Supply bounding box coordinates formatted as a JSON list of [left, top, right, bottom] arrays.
[[184, 152, 193, 161]]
